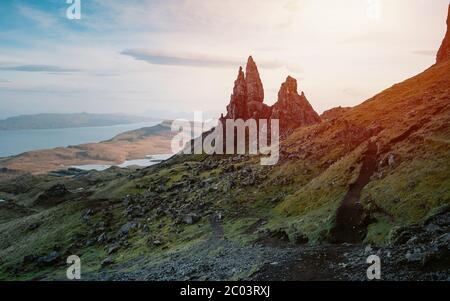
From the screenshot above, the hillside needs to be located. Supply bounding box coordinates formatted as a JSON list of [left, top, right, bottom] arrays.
[[0, 113, 159, 130], [0, 7, 448, 281]]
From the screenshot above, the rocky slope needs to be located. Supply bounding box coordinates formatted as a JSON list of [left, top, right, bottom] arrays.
[[0, 8, 449, 281], [320, 106, 351, 121]]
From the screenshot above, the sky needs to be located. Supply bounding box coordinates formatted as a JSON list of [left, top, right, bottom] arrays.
[[0, 0, 448, 119]]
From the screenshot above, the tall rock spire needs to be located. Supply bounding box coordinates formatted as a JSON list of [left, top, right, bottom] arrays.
[[437, 4, 450, 64], [225, 66, 249, 120], [270, 76, 321, 134], [245, 56, 264, 103], [224, 57, 269, 120]]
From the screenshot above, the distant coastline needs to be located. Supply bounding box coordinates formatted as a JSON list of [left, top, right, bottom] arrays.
[[0, 112, 160, 130], [0, 121, 162, 158], [0, 121, 175, 175]]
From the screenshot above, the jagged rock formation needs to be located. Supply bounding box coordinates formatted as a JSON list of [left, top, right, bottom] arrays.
[[224, 57, 271, 121], [270, 76, 321, 134], [223, 56, 320, 133], [437, 4, 450, 64]]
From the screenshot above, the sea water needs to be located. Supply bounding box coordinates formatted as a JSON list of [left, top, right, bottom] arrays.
[[0, 122, 160, 157]]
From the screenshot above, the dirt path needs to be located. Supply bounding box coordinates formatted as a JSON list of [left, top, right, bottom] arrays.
[[83, 214, 293, 281], [330, 141, 378, 243], [251, 244, 358, 281]]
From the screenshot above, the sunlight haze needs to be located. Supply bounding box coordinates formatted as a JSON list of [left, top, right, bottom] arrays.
[[0, 0, 448, 118]]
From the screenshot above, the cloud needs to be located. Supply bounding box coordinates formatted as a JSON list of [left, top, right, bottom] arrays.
[[411, 50, 436, 57], [121, 49, 283, 69], [17, 4, 57, 28], [342, 88, 365, 98], [0, 78, 11, 83], [0, 64, 81, 73]]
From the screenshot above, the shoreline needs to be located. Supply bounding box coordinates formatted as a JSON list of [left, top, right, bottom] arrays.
[[71, 154, 174, 171]]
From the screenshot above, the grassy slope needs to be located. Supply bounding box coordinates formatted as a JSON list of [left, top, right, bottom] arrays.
[[276, 60, 450, 243]]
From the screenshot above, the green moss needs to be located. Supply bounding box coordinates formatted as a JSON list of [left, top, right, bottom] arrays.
[[361, 142, 450, 225], [364, 217, 393, 246], [223, 217, 261, 244]]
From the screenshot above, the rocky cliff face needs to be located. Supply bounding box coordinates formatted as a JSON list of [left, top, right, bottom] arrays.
[[270, 76, 321, 134], [437, 4, 450, 64], [223, 57, 320, 133]]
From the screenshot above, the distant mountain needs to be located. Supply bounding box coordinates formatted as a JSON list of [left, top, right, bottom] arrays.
[[0, 113, 160, 130]]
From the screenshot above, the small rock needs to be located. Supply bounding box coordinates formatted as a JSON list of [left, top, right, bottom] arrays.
[[101, 257, 114, 267], [152, 240, 163, 246], [364, 245, 373, 255], [27, 223, 41, 231], [406, 236, 419, 245], [97, 233, 108, 244], [388, 153, 395, 167], [405, 251, 423, 263], [118, 222, 137, 237], [183, 214, 200, 225], [107, 245, 120, 255], [38, 251, 60, 266]]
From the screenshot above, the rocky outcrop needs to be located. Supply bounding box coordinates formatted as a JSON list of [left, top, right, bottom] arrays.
[[225, 67, 249, 120], [223, 57, 320, 134], [270, 76, 321, 134], [34, 184, 70, 207], [437, 4, 450, 64], [320, 106, 352, 121]]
